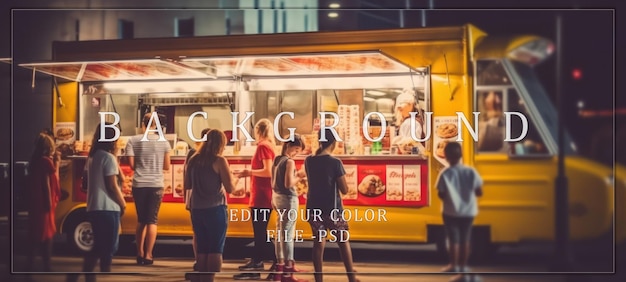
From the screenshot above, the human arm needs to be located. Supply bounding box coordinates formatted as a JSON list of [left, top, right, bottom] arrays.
[[474, 169, 484, 197], [284, 159, 302, 188], [104, 155, 126, 214], [105, 174, 126, 216], [335, 159, 348, 195], [336, 175, 349, 195], [240, 158, 273, 178], [163, 151, 171, 171], [216, 156, 237, 194], [125, 140, 135, 170], [240, 144, 273, 178], [435, 174, 447, 200]]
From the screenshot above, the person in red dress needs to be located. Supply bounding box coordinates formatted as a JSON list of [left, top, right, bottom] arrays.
[[26, 133, 61, 272]]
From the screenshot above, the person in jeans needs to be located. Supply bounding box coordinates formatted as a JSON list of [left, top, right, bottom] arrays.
[[186, 129, 241, 282], [125, 113, 171, 265], [436, 142, 483, 282], [26, 133, 61, 272], [69, 122, 126, 282], [185, 127, 211, 272], [303, 129, 359, 282], [271, 134, 307, 282], [234, 118, 277, 280]]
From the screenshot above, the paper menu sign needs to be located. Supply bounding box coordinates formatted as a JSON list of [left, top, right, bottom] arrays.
[[403, 165, 421, 201], [433, 116, 460, 167], [229, 164, 247, 198], [163, 168, 173, 195], [342, 165, 358, 200], [385, 165, 403, 201], [172, 164, 185, 198]]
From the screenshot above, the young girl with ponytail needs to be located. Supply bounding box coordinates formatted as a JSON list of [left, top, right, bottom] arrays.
[[271, 134, 307, 282]]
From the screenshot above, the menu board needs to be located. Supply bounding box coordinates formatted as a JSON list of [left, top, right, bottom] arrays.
[[433, 116, 460, 167], [150, 158, 428, 207], [172, 165, 185, 198], [342, 165, 358, 200], [163, 168, 173, 195], [337, 163, 428, 207]]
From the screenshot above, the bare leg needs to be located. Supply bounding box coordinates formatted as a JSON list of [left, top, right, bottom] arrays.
[[135, 223, 147, 258], [460, 241, 471, 270], [194, 254, 207, 282], [451, 243, 460, 268], [312, 239, 325, 282], [337, 241, 358, 282], [144, 224, 158, 260], [206, 253, 222, 282], [192, 234, 197, 262], [82, 255, 99, 282]]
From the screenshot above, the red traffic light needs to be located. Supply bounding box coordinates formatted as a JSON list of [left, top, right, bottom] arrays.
[[572, 68, 583, 80]]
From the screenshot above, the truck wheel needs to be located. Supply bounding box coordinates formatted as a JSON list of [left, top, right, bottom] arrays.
[[64, 210, 94, 254]]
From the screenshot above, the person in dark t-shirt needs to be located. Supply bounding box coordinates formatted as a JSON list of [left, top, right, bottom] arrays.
[[303, 128, 359, 282]]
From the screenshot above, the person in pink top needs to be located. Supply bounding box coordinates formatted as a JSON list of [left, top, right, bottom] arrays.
[[234, 118, 278, 280]]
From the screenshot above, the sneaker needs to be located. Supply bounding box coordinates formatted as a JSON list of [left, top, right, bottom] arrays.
[[234, 273, 262, 280], [193, 261, 198, 271], [239, 261, 265, 271]]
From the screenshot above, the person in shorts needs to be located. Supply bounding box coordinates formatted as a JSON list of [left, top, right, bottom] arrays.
[[186, 129, 241, 282], [303, 128, 359, 282], [435, 142, 483, 281], [125, 113, 171, 265], [185, 127, 211, 272]]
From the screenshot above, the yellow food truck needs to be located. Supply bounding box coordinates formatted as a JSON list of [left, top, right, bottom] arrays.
[[19, 24, 625, 258]]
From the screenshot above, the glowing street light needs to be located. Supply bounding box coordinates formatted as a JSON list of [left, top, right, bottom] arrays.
[[329, 3, 340, 8], [328, 12, 339, 18]]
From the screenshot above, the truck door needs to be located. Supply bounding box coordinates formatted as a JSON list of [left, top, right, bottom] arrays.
[[473, 59, 556, 243]]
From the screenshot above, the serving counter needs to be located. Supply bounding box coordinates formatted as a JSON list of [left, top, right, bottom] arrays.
[[70, 153, 430, 208]]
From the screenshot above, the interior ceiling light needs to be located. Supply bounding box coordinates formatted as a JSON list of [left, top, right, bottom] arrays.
[[328, 12, 339, 18], [366, 90, 386, 96], [329, 3, 340, 8]]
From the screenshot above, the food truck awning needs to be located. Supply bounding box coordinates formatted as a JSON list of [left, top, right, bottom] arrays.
[[0, 58, 11, 64], [18, 51, 424, 83]]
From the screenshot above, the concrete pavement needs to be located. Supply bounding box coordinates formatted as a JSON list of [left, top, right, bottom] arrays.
[[6, 255, 570, 282]]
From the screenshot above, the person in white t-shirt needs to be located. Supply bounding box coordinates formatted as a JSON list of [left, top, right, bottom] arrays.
[[69, 122, 126, 282], [435, 142, 483, 281]]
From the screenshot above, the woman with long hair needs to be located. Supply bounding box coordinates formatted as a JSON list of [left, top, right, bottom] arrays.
[[184, 127, 211, 272], [234, 119, 279, 280], [68, 122, 126, 282], [186, 129, 240, 282], [303, 129, 359, 282], [271, 134, 307, 282], [26, 133, 61, 272], [85, 123, 126, 269]]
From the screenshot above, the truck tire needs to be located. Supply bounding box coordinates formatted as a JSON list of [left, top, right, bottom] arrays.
[[64, 209, 94, 254]]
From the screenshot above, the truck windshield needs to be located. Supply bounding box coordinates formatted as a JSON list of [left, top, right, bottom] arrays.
[[474, 59, 577, 156], [505, 60, 577, 155]]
